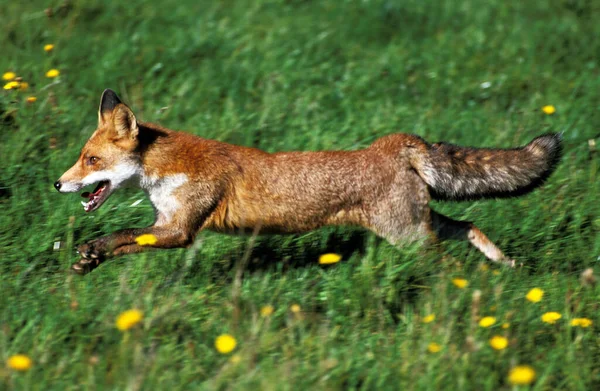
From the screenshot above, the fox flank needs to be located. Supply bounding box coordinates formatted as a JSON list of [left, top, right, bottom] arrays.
[[55, 90, 562, 274]]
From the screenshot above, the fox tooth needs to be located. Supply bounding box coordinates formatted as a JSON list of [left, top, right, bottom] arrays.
[[81, 201, 88, 207]]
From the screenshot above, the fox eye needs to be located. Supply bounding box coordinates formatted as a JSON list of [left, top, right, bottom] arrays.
[[88, 156, 99, 165]]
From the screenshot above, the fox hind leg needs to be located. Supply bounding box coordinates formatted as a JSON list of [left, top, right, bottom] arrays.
[[431, 211, 516, 267]]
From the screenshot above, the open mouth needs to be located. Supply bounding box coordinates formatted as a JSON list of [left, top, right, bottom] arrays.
[[80, 181, 111, 212]]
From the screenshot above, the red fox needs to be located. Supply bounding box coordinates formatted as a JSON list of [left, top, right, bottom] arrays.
[[55, 90, 562, 274]]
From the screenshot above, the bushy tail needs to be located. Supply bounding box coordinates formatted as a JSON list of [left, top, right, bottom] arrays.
[[410, 133, 562, 201]]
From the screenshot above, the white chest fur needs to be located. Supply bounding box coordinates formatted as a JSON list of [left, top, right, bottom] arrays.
[[140, 173, 189, 226]]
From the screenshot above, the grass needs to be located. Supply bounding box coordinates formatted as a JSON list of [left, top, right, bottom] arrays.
[[1, 0, 599, 389]]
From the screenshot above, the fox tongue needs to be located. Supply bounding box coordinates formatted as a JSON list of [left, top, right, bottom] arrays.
[[81, 183, 105, 199]]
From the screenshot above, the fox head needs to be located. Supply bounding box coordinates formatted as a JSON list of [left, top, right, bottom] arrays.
[[54, 89, 142, 212]]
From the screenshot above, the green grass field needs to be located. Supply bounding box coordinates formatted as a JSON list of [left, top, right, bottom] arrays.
[[1, 0, 599, 389]]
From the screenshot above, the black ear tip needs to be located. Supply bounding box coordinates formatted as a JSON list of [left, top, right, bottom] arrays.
[[101, 88, 119, 100], [100, 89, 122, 113]]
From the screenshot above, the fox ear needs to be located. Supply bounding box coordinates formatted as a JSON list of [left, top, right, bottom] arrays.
[[112, 104, 139, 142], [98, 89, 122, 125]]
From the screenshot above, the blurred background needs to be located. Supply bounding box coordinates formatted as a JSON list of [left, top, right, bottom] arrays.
[[1, 0, 599, 389]]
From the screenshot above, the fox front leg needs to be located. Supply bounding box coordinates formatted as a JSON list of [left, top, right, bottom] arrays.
[[72, 226, 194, 274]]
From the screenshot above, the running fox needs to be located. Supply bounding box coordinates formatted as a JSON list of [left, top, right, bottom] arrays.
[[55, 90, 562, 274]]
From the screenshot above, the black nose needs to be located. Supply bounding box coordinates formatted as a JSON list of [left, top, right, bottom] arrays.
[[54, 181, 62, 191]]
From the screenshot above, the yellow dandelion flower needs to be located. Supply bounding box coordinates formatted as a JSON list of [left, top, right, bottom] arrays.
[[260, 305, 274, 317], [427, 342, 442, 353], [452, 278, 468, 289], [7, 354, 33, 371], [492, 270, 501, 276], [215, 334, 237, 354], [290, 304, 301, 313], [46, 69, 60, 78], [230, 354, 241, 364], [3, 81, 20, 90], [319, 253, 341, 265], [502, 322, 510, 329], [44, 44, 55, 52], [18, 82, 29, 91], [422, 314, 436, 324], [479, 316, 497, 328], [322, 357, 339, 369], [541, 312, 561, 324], [115, 309, 143, 331], [508, 365, 536, 385], [542, 105, 556, 115], [525, 288, 544, 303], [26, 96, 37, 103], [3, 71, 16, 81], [135, 234, 158, 246], [571, 318, 593, 328], [489, 335, 508, 350]]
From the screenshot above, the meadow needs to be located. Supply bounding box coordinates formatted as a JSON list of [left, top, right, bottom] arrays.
[[1, 0, 599, 389]]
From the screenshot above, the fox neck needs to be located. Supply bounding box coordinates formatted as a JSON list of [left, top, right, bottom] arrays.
[[137, 172, 188, 226]]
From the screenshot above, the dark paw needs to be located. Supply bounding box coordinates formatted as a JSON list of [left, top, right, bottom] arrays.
[[77, 241, 106, 260], [71, 258, 102, 275]]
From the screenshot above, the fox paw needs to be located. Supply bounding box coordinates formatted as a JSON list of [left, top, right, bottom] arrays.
[[502, 258, 517, 268], [77, 241, 106, 260], [71, 258, 102, 275]]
